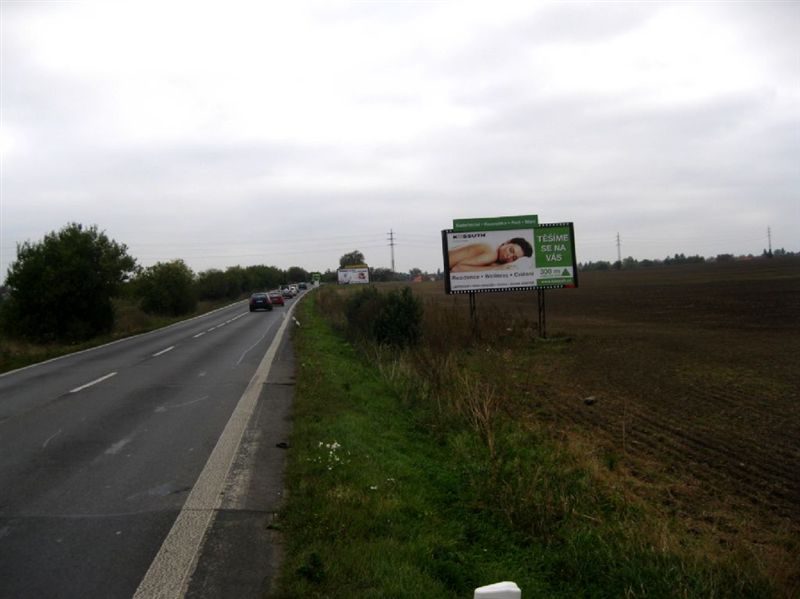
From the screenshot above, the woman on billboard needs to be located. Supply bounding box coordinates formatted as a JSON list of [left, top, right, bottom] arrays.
[[448, 237, 533, 272]]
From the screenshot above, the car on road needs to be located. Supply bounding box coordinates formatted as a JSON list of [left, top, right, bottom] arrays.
[[298, 282, 308, 290], [281, 287, 293, 299], [268, 290, 285, 306], [249, 292, 273, 312]]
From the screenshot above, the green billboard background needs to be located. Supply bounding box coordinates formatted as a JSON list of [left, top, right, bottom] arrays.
[[453, 214, 538, 232], [534, 224, 576, 287]]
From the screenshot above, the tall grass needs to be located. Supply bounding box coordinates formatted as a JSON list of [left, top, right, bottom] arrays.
[[276, 287, 776, 597], [0, 297, 237, 374]]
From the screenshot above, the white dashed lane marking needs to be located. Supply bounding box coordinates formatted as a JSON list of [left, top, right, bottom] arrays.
[[69, 372, 117, 394]]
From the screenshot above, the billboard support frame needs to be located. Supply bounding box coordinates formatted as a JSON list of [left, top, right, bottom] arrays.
[[538, 289, 547, 339], [469, 291, 477, 329]]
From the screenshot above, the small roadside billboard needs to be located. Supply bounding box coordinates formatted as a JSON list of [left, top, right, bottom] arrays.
[[338, 265, 370, 285]]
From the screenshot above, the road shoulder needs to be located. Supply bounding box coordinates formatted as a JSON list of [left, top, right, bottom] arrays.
[[184, 325, 295, 598]]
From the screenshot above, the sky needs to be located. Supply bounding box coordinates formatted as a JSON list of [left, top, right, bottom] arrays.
[[1, 0, 798, 280]]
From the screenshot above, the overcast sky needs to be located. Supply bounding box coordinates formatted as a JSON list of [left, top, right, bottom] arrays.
[[1, 1, 798, 279]]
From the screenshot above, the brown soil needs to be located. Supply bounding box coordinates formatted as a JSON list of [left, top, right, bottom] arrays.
[[411, 257, 800, 592]]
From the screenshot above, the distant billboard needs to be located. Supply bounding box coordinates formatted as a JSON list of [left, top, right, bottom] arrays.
[[442, 221, 577, 294], [338, 266, 370, 285]]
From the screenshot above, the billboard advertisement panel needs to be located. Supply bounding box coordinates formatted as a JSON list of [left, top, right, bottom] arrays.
[[452, 214, 538, 232], [444, 228, 537, 293], [337, 267, 370, 285], [534, 224, 577, 287], [442, 222, 577, 294]]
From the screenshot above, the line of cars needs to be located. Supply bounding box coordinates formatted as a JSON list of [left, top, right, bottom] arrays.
[[249, 283, 308, 312]]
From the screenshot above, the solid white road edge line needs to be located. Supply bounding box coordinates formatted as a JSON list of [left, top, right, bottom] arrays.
[[132, 303, 298, 599]]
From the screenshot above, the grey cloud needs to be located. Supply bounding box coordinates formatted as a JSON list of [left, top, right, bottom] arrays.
[[2, 2, 797, 278], [516, 2, 655, 45]]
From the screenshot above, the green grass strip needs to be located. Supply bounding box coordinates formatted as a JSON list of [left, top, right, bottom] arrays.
[[275, 299, 465, 597], [273, 297, 774, 598]]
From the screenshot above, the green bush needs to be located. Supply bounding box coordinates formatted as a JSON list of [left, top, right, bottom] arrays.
[[195, 269, 231, 300], [345, 286, 386, 340], [373, 287, 423, 347], [134, 259, 197, 316], [344, 286, 423, 348]]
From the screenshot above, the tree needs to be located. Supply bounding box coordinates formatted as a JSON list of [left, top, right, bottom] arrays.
[[339, 250, 365, 269], [287, 266, 309, 283], [245, 265, 284, 290], [1, 223, 137, 342], [370, 267, 398, 282], [196, 269, 230, 300], [224, 266, 249, 297], [622, 256, 639, 269], [134, 259, 197, 316]]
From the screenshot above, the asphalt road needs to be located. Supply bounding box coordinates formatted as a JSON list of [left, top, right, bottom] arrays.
[[0, 296, 297, 598]]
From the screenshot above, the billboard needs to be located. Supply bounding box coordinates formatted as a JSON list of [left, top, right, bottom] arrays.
[[533, 224, 577, 287], [453, 214, 538, 232], [442, 222, 577, 294], [338, 266, 370, 285]]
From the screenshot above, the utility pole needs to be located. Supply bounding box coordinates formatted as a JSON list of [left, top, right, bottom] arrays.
[[388, 229, 396, 272], [767, 226, 773, 256], [616, 233, 622, 266]]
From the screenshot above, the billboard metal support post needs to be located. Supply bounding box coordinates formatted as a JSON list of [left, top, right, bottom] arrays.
[[469, 292, 477, 331], [538, 290, 547, 338]]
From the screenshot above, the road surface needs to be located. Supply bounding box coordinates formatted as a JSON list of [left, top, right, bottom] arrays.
[[0, 297, 298, 598]]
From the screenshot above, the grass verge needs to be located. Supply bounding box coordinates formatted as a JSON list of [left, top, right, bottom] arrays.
[[0, 298, 238, 374], [273, 294, 774, 598]]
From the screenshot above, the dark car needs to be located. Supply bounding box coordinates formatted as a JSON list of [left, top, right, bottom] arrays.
[[268, 290, 285, 306], [298, 282, 308, 290], [249, 292, 273, 312]]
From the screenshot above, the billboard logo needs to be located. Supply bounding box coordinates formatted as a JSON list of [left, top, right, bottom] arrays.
[[452, 233, 487, 240]]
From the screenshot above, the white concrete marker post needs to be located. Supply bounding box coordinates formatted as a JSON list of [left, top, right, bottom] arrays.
[[474, 581, 521, 599]]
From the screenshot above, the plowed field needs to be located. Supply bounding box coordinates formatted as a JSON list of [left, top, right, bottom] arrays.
[[529, 259, 800, 524], [412, 257, 800, 587]]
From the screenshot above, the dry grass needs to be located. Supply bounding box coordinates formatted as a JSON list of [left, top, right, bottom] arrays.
[[379, 257, 800, 596], [0, 297, 238, 374]]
